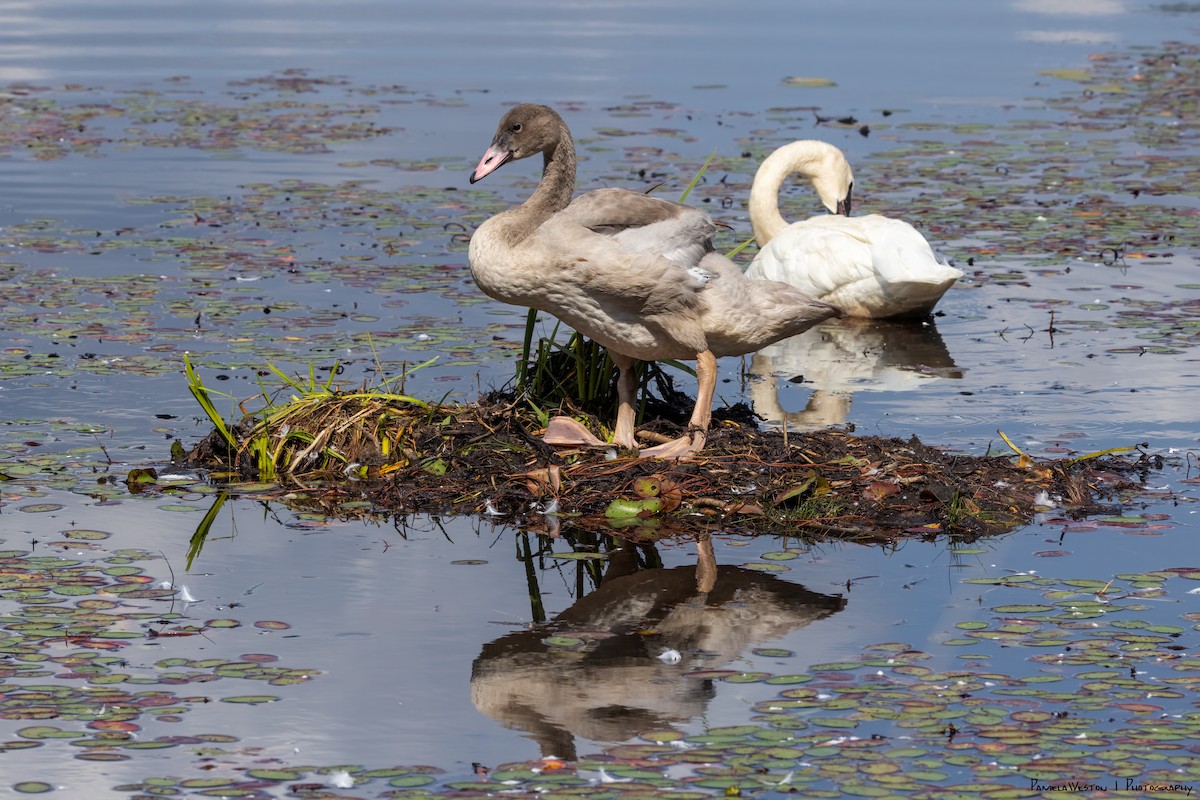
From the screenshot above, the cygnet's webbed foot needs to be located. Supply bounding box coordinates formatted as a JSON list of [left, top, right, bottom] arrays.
[[637, 426, 708, 460], [543, 416, 607, 447]]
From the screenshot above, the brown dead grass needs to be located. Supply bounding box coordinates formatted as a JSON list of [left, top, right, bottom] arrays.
[[185, 392, 1151, 544]]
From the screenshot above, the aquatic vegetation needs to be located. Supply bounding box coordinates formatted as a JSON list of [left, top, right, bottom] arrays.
[[2, 44, 1200, 406], [183, 355, 436, 481], [96, 564, 1200, 798], [0, 32, 1199, 800], [183, 359, 1152, 542], [0, 71, 414, 160], [0, 542, 316, 746]]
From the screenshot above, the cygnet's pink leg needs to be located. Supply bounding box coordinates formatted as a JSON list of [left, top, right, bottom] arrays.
[[639, 350, 715, 460], [610, 352, 640, 450]]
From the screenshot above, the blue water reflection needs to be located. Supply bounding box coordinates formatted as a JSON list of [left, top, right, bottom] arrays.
[[0, 0, 1197, 792]]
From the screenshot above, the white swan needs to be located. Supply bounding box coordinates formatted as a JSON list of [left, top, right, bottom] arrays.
[[468, 104, 841, 459], [745, 140, 962, 319]]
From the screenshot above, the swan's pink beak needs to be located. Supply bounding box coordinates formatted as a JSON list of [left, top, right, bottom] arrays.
[[470, 145, 512, 184]]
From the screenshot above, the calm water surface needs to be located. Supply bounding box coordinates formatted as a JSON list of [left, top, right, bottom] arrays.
[[1, 0, 1198, 795]]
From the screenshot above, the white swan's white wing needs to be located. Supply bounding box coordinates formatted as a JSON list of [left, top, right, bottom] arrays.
[[747, 215, 962, 318], [746, 219, 874, 299], [859, 216, 962, 286]]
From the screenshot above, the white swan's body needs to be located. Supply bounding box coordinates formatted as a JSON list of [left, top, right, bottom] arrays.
[[468, 105, 841, 458], [745, 140, 962, 319]]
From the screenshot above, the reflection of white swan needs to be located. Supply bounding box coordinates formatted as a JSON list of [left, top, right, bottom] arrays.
[[750, 318, 963, 429], [745, 140, 962, 319], [470, 538, 845, 758]]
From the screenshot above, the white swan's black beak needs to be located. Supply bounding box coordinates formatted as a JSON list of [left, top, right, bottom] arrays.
[[470, 145, 513, 183], [837, 185, 853, 216]]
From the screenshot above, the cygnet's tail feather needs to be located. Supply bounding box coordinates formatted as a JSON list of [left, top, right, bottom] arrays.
[[700, 263, 843, 358]]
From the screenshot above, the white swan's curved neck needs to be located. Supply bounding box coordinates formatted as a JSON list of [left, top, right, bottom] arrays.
[[747, 140, 852, 247], [748, 149, 794, 247]]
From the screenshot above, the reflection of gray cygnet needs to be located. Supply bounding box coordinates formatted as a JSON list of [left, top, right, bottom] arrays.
[[470, 538, 845, 759], [750, 318, 962, 429]]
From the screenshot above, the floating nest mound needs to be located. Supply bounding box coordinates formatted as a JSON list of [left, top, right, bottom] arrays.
[[186, 391, 1152, 543]]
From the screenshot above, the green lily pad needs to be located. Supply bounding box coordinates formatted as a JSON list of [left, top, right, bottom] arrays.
[[219, 695, 280, 705]]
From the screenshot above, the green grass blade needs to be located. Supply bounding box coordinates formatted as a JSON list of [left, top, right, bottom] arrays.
[[725, 234, 757, 259], [185, 491, 229, 572], [517, 307, 539, 392], [265, 362, 324, 394], [660, 358, 695, 377], [183, 354, 237, 450], [678, 148, 717, 203]]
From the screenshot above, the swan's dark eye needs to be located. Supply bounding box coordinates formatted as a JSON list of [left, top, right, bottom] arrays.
[[511, 123, 522, 133]]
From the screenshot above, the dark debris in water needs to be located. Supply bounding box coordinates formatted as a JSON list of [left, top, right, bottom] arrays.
[[186, 394, 1151, 542], [0, 70, 412, 159]]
